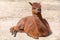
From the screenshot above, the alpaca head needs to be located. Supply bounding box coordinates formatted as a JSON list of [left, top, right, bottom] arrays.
[[29, 2, 41, 15]]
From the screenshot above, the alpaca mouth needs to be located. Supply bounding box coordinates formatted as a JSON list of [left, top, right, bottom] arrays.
[[37, 11, 41, 13], [36, 11, 41, 14], [36, 12, 40, 15]]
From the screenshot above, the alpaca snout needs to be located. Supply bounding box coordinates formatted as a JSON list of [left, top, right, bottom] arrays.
[[36, 8, 41, 13]]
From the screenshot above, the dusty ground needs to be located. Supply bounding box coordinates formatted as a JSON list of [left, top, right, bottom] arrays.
[[0, 1, 60, 40]]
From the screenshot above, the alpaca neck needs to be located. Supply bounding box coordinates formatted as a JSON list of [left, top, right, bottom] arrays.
[[33, 13, 43, 21]]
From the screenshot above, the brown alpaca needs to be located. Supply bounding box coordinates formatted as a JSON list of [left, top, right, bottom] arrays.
[[10, 2, 52, 39]]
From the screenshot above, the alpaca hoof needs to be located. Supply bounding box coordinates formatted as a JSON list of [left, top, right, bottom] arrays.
[[14, 35, 16, 37]]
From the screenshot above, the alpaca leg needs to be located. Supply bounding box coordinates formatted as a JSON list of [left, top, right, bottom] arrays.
[[13, 31, 17, 37], [10, 27, 14, 35], [18, 25, 24, 32], [32, 35, 39, 39], [27, 33, 39, 39], [27, 34, 39, 39], [10, 26, 18, 37]]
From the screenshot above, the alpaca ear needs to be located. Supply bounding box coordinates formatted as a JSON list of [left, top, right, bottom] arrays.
[[29, 2, 32, 6]]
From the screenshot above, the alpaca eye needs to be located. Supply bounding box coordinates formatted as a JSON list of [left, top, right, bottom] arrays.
[[33, 8, 36, 9]]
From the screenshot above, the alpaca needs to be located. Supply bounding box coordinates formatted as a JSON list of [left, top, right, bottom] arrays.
[[10, 2, 52, 39]]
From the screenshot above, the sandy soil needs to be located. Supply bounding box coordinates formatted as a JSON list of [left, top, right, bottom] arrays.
[[0, 1, 60, 40]]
